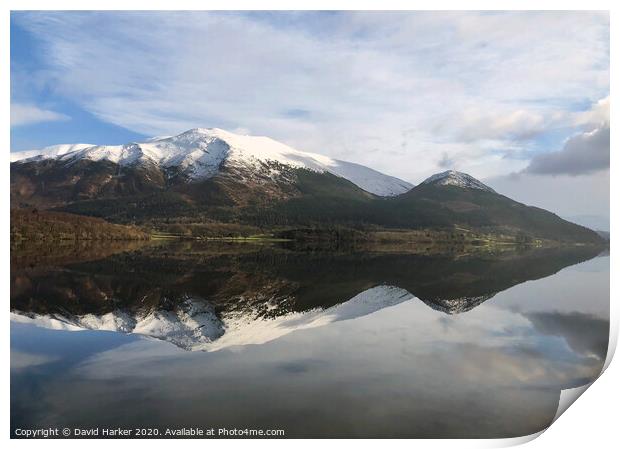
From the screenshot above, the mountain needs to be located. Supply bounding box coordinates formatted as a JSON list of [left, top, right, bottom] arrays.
[[10, 129, 604, 245], [257, 170, 602, 244], [384, 170, 603, 244], [11, 128, 412, 197]]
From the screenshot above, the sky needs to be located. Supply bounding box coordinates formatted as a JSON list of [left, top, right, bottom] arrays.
[[10, 11, 610, 229]]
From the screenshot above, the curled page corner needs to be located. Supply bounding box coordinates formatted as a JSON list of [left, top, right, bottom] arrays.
[[549, 332, 614, 427], [492, 429, 546, 447], [491, 382, 597, 448], [603, 316, 618, 373], [552, 382, 593, 424]]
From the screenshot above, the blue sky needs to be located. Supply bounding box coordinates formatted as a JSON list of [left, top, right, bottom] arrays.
[[9, 11, 610, 224], [10, 17, 146, 148]]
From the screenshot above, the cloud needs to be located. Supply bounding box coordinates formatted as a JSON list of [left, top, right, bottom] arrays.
[[524, 97, 610, 176], [25, 300, 603, 437], [576, 95, 610, 126], [438, 152, 455, 168], [11, 351, 58, 371], [483, 95, 610, 218], [12, 11, 609, 182], [11, 103, 69, 126], [433, 108, 548, 143], [526, 311, 609, 361], [524, 123, 609, 176]]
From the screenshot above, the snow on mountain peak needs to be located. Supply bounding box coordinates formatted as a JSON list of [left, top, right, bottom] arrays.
[[10, 128, 413, 197], [421, 170, 495, 193], [9, 143, 94, 163]]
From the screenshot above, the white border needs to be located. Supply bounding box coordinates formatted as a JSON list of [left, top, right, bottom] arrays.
[[2, 1, 615, 448]]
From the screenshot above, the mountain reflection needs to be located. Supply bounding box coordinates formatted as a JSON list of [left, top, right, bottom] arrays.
[[11, 242, 602, 351]]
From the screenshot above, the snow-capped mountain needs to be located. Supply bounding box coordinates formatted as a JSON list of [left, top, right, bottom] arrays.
[[10, 130, 604, 245], [421, 170, 495, 193], [10, 128, 413, 197]]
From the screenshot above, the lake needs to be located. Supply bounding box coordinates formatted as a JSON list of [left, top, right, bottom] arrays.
[[10, 241, 609, 438]]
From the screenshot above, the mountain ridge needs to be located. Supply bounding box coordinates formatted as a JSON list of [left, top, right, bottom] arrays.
[[10, 128, 604, 245]]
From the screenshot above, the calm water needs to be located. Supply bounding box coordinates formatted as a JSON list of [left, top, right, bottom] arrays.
[[11, 242, 609, 438]]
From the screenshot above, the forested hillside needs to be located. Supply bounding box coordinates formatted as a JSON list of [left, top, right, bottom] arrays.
[[11, 209, 149, 242]]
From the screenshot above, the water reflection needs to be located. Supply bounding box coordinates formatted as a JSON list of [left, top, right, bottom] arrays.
[[11, 243, 601, 351], [10, 242, 609, 438]]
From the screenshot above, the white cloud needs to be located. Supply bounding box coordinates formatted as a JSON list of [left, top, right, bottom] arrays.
[[11, 103, 69, 126], [433, 108, 548, 143], [13, 11, 609, 183], [575, 95, 610, 128]]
